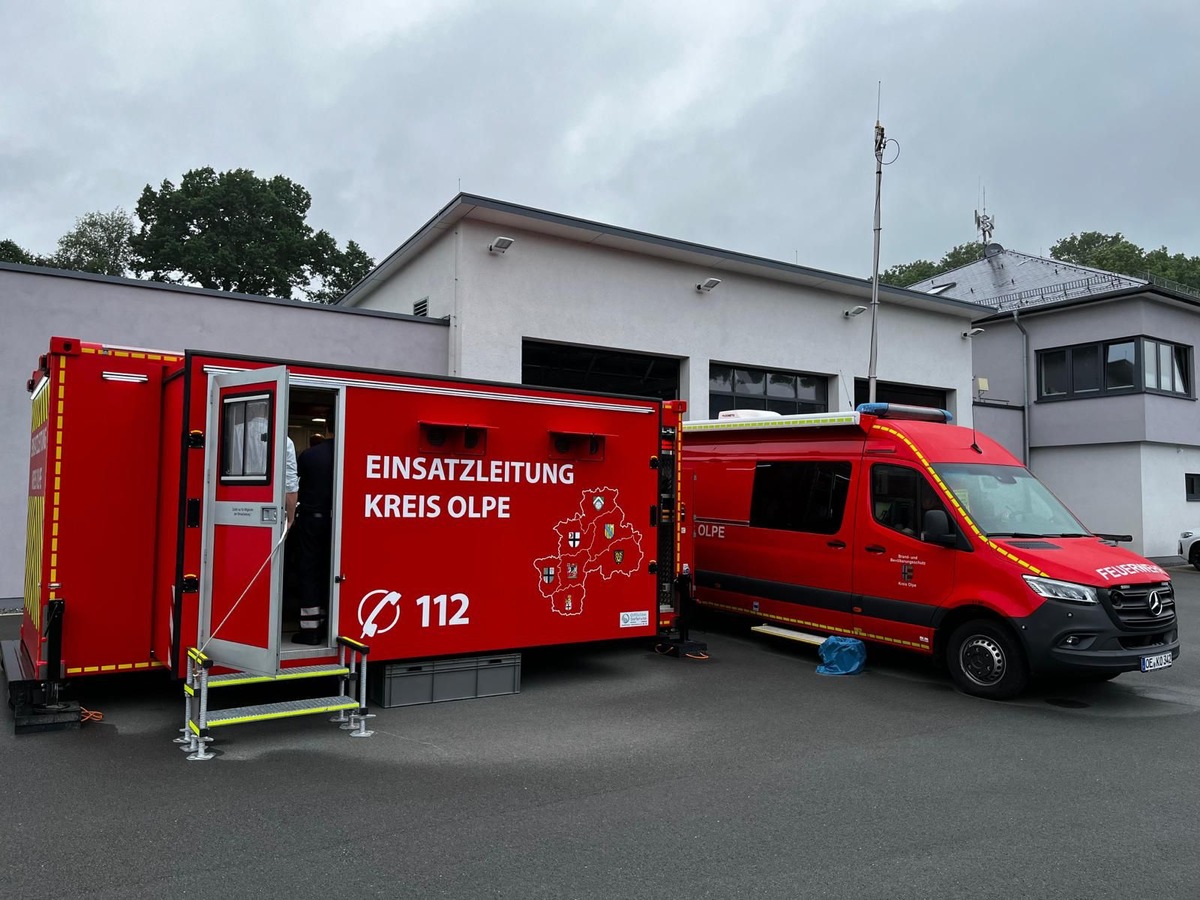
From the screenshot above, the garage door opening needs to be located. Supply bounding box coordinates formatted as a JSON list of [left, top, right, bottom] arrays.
[[522, 340, 679, 401], [854, 379, 948, 410]]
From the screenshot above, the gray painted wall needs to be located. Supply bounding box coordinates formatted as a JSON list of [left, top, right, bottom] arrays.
[[970, 292, 1200, 556], [1032, 444, 1144, 543], [973, 404, 1024, 462], [0, 265, 449, 601]]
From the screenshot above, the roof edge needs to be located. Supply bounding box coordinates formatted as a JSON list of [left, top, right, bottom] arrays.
[[971, 284, 1200, 324], [0, 260, 444, 323], [338, 193, 985, 318]]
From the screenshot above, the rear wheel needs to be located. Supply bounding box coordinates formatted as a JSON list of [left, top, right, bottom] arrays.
[[946, 619, 1029, 700]]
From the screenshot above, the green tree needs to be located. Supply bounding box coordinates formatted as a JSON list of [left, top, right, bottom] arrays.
[[1142, 246, 1200, 288], [0, 238, 44, 266], [131, 167, 366, 299], [880, 259, 938, 287], [305, 239, 375, 303], [1049, 232, 1146, 276], [880, 241, 982, 287], [885, 231, 1200, 292], [50, 208, 134, 277]]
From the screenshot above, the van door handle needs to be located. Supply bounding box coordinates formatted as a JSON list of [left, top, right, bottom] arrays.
[[827, 540, 846, 549], [865, 544, 887, 554]]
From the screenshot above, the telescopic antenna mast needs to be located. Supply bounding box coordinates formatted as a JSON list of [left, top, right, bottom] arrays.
[[867, 84, 888, 404]]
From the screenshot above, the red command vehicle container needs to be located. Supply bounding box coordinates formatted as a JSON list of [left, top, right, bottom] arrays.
[[5, 338, 691, 730], [682, 404, 1180, 699]]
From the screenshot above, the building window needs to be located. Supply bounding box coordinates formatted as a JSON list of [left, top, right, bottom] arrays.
[[709, 363, 828, 418], [1106, 342, 1136, 390], [1145, 339, 1190, 395], [1187, 474, 1200, 502], [1037, 338, 1189, 400]]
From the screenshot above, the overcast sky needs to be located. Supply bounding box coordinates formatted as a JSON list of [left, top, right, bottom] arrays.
[[2, 0, 1198, 280]]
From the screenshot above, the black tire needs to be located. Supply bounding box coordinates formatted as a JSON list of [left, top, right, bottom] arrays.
[[945, 619, 1029, 700], [1190, 544, 1200, 572]]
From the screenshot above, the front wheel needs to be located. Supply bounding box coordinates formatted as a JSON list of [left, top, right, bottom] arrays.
[[946, 620, 1029, 700], [1189, 544, 1200, 572]]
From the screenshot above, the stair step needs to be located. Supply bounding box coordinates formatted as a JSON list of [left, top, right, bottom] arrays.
[[751, 624, 828, 646], [203, 664, 350, 690], [192, 696, 359, 731]]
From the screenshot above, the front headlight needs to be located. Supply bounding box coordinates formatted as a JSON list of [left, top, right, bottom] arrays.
[[1023, 575, 1098, 605], [1182, 531, 1195, 539]]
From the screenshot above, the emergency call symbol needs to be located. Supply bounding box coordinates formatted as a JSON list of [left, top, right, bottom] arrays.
[[358, 589, 402, 639]]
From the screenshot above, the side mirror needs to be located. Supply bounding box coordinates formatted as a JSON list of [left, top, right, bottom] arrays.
[[922, 509, 957, 547]]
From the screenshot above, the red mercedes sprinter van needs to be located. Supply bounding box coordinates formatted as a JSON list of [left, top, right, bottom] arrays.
[[682, 404, 1180, 698]]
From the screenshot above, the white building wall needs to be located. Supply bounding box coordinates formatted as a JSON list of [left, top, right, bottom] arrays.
[[1031, 444, 1146, 551], [366, 219, 976, 421], [1140, 442, 1200, 558]]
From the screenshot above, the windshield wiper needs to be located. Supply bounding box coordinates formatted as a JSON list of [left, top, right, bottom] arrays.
[[987, 532, 1044, 538], [1050, 533, 1090, 538]]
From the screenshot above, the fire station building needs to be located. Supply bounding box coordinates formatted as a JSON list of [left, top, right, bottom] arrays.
[[1, 193, 982, 604]]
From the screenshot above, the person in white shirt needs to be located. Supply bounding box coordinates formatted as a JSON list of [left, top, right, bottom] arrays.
[[285, 436, 298, 526]]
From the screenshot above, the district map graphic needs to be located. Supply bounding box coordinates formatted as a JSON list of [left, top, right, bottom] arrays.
[[533, 487, 644, 616]]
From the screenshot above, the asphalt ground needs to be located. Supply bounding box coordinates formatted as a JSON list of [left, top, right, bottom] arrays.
[[2, 573, 1198, 900]]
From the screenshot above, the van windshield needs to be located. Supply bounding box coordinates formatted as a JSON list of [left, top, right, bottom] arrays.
[[934, 463, 1088, 538]]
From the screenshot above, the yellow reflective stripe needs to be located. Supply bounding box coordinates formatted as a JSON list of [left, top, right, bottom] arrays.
[[82, 345, 180, 362], [695, 599, 932, 652], [210, 667, 351, 687], [870, 423, 1049, 578], [684, 414, 860, 432], [187, 647, 210, 665], [66, 660, 166, 674], [277, 667, 349, 680]]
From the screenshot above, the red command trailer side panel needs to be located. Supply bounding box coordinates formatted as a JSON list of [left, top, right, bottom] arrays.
[[20, 338, 176, 679], [336, 380, 664, 657]]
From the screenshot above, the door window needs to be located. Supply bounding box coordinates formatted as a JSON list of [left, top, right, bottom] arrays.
[[871, 464, 945, 538], [221, 392, 274, 483]]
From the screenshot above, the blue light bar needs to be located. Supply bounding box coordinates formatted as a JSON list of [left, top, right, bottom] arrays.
[[856, 403, 954, 424]]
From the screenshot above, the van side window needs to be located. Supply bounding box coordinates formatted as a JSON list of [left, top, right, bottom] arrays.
[[872, 464, 944, 538], [750, 461, 851, 534]]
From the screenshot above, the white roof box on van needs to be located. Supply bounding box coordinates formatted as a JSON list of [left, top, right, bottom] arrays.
[[717, 409, 783, 420], [684, 410, 863, 432]]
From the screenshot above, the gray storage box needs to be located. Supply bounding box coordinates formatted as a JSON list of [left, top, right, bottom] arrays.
[[371, 654, 521, 708]]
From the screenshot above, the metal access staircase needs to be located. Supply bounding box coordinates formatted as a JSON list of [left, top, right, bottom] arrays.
[[176, 636, 373, 761]]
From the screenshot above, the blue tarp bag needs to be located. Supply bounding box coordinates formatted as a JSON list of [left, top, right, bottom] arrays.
[[815, 636, 866, 676]]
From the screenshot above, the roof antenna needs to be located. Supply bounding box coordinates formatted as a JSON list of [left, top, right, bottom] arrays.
[[974, 187, 995, 244], [867, 81, 898, 404], [970, 376, 984, 453]]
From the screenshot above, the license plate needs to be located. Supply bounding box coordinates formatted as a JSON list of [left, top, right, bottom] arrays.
[[1141, 652, 1173, 672]]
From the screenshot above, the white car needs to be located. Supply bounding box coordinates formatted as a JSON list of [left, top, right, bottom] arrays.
[[1180, 530, 1200, 570]]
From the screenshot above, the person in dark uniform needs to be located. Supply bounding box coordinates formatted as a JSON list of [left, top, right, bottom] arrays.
[[292, 421, 335, 644]]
